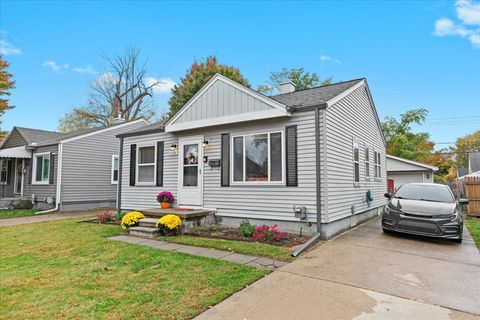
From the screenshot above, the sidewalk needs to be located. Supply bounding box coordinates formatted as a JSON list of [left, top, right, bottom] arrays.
[[0, 211, 96, 227], [109, 235, 289, 270]]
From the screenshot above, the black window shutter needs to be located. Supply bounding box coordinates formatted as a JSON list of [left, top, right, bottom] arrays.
[[6, 160, 12, 184], [156, 141, 164, 186], [49, 153, 55, 184], [129, 144, 136, 186], [285, 125, 298, 187], [221, 133, 230, 187]]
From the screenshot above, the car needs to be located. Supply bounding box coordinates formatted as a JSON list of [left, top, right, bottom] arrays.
[[381, 183, 468, 243]]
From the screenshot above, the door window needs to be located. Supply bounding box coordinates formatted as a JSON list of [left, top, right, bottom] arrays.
[[183, 144, 198, 186]]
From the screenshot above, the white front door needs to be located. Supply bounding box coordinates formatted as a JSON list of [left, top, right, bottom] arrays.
[[14, 159, 24, 196], [178, 137, 203, 206]]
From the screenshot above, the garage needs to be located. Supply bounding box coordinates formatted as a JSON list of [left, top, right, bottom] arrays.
[[386, 155, 438, 192]]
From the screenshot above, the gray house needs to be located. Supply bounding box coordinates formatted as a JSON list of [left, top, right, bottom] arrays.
[[117, 74, 387, 239], [386, 155, 438, 192], [0, 119, 147, 210]]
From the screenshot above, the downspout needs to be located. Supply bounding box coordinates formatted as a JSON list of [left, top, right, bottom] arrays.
[[36, 142, 62, 214], [117, 137, 124, 213], [292, 107, 323, 257]]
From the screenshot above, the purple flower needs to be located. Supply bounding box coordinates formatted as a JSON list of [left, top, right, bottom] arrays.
[[156, 191, 174, 203]]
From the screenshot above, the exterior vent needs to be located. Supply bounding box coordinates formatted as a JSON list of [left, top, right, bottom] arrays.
[[278, 81, 295, 94]]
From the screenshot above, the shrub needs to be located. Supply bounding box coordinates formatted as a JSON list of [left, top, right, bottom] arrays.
[[238, 220, 256, 237], [156, 214, 182, 235], [156, 191, 174, 203], [15, 200, 33, 210], [116, 211, 128, 221], [96, 211, 114, 223], [252, 224, 286, 242], [120, 211, 145, 229]]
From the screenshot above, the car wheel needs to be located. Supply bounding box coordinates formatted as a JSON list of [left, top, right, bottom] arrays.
[[382, 228, 391, 233], [453, 238, 463, 244]]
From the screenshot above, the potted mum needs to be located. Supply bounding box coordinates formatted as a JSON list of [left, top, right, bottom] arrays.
[[156, 191, 174, 209], [156, 214, 182, 236]]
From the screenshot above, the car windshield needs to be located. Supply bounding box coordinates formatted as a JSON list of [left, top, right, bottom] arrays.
[[394, 184, 454, 203]]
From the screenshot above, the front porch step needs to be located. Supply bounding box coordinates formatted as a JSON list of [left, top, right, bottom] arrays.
[[129, 226, 160, 239], [138, 218, 158, 228]]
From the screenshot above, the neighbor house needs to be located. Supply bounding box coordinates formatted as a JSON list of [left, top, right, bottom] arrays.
[[0, 119, 147, 210], [116, 74, 387, 239], [386, 155, 438, 192]]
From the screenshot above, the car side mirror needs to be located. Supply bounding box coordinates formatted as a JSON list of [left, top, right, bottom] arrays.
[[384, 193, 392, 199], [459, 198, 469, 205]]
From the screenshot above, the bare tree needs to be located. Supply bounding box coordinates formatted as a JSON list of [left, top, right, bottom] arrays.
[[59, 46, 160, 132]]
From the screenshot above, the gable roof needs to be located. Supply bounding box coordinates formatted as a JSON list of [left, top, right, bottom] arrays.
[[386, 155, 438, 171], [15, 127, 63, 144]]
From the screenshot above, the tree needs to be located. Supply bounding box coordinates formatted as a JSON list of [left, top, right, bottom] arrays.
[[381, 108, 435, 161], [257, 67, 332, 95], [452, 130, 480, 169], [59, 46, 158, 132], [0, 56, 15, 136], [168, 56, 250, 116]]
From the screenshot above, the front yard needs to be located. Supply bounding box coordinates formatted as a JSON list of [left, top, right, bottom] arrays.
[[466, 218, 480, 250], [0, 218, 268, 319], [0, 209, 41, 219]]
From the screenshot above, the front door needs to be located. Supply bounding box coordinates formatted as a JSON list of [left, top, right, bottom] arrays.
[[178, 137, 203, 206], [14, 159, 24, 196]]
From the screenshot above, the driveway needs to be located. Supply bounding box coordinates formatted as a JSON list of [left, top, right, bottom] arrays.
[[196, 218, 480, 319]]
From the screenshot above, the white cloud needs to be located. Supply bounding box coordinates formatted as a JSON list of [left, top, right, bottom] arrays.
[[146, 77, 176, 94], [72, 65, 98, 75], [433, 1, 480, 47], [0, 40, 21, 56], [42, 60, 69, 73], [319, 54, 341, 64]]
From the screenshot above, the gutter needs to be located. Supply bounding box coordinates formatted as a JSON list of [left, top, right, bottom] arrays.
[[117, 137, 124, 213], [36, 142, 62, 214]]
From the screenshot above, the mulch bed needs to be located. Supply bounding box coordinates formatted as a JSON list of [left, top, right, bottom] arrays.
[[185, 226, 310, 248], [78, 218, 119, 225]]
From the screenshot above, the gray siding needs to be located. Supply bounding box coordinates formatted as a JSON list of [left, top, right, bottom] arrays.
[[60, 120, 147, 208], [0, 159, 15, 198], [2, 128, 27, 148], [121, 113, 321, 224], [324, 84, 387, 222], [175, 80, 273, 124], [23, 145, 58, 202]]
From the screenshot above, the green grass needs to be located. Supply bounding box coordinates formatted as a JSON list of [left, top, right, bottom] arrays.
[[0, 219, 268, 320], [159, 235, 294, 262], [466, 219, 480, 250], [0, 209, 42, 219]]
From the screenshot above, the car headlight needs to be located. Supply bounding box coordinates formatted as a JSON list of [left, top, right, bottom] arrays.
[[450, 210, 459, 222], [384, 205, 398, 215]]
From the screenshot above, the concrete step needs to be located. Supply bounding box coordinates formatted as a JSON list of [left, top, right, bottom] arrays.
[[129, 226, 160, 239], [138, 218, 158, 228]]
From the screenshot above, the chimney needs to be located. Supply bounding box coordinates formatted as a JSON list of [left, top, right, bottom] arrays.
[[112, 116, 125, 125], [278, 81, 295, 94]]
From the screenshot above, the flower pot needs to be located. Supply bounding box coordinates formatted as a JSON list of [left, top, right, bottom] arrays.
[[160, 202, 170, 209]]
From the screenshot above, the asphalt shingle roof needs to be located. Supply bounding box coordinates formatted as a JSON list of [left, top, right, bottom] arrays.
[[36, 126, 107, 146], [15, 127, 63, 145]]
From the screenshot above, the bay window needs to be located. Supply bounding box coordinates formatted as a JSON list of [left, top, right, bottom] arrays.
[[232, 131, 283, 183], [137, 145, 156, 184], [33, 153, 50, 184]]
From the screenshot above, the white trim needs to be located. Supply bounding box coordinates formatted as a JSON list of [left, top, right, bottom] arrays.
[[353, 138, 360, 183], [177, 136, 204, 207], [166, 109, 290, 133], [13, 159, 24, 195], [364, 143, 371, 179], [230, 130, 285, 185], [56, 142, 63, 206], [386, 154, 438, 171], [60, 118, 148, 144], [325, 79, 365, 107], [165, 73, 290, 131], [111, 155, 119, 185], [31, 152, 51, 185], [135, 143, 156, 186]]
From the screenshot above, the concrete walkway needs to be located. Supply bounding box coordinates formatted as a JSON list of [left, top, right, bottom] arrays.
[[195, 218, 480, 320], [0, 211, 96, 227], [109, 235, 289, 270]]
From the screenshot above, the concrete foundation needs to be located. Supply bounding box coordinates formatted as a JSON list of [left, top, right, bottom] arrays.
[[60, 200, 115, 212], [319, 206, 382, 239]]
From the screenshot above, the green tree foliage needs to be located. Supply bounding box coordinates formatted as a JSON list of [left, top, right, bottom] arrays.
[[257, 67, 332, 95], [168, 56, 250, 116], [0, 56, 15, 141], [452, 130, 480, 168]]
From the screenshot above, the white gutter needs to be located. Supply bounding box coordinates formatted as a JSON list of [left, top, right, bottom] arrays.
[[36, 142, 62, 214]]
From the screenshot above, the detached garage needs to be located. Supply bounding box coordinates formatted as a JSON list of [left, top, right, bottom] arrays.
[[386, 155, 438, 192]]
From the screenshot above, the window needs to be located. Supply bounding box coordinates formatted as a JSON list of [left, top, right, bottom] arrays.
[[0, 159, 8, 183], [111, 155, 119, 184], [365, 146, 370, 178], [33, 153, 50, 184], [183, 144, 199, 186], [136, 145, 156, 184], [353, 141, 360, 183], [374, 150, 381, 178], [232, 131, 283, 183]]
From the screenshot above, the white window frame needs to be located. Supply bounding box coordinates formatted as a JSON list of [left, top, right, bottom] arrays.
[[365, 144, 370, 179], [353, 140, 360, 183], [32, 152, 51, 185], [111, 155, 119, 185], [374, 150, 381, 179], [0, 159, 8, 184], [230, 131, 285, 185], [136, 144, 156, 185]]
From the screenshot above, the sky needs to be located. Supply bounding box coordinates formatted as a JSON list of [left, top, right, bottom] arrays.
[[1, 0, 479, 149]]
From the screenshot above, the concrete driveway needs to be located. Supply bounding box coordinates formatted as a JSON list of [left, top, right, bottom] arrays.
[[196, 218, 480, 320]]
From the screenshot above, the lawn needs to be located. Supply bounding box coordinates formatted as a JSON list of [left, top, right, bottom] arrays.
[[159, 235, 294, 262], [0, 219, 268, 320], [466, 219, 480, 250], [0, 209, 42, 219]]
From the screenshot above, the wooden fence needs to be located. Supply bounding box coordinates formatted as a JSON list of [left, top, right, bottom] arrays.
[[463, 177, 480, 217]]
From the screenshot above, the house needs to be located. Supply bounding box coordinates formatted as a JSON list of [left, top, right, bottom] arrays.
[[386, 155, 438, 192], [116, 74, 387, 239], [0, 119, 147, 210]]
